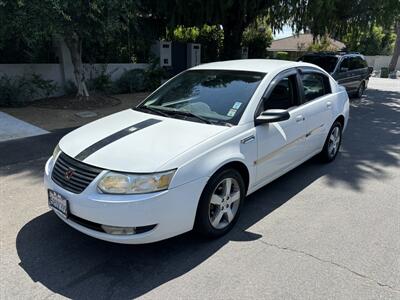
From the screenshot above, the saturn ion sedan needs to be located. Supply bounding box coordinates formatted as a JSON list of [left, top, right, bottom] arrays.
[[44, 59, 349, 244]]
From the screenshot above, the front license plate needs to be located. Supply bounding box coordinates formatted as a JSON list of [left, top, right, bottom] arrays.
[[48, 190, 69, 218]]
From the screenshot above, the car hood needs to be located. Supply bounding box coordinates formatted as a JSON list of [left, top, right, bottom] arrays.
[[59, 109, 228, 172]]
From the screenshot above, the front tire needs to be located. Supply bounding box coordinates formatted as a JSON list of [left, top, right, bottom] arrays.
[[194, 169, 245, 238], [320, 121, 343, 163]]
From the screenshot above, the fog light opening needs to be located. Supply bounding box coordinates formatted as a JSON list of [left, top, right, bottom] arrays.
[[101, 225, 136, 235]]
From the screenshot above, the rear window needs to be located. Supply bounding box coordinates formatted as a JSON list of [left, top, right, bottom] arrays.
[[299, 55, 338, 73]]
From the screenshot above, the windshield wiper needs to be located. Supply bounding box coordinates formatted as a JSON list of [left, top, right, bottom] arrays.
[[138, 106, 213, 125], [137, 106, 170, 117], [168, 110, 212, 124]]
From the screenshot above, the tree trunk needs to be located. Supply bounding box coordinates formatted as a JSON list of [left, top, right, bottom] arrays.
[[222, 3, 247, 61], [222, 22, 245, 60], [65, 32, 89, 98], [389, 21, 400, 73]]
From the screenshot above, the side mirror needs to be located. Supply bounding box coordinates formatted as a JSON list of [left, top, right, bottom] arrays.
[[340, 67, 349, 73], [255, 109, 290, 125]]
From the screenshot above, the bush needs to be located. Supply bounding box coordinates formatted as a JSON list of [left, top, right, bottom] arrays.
[[143, 58, 167, 91], [116, 59, 167, 93], [86, 65, 116, 94], [0, 73, 57, 107], [63, 80, 78, 96], [116, 69, 146, 93], [381, 67, 389, 78], [275, 51, 289, 60]]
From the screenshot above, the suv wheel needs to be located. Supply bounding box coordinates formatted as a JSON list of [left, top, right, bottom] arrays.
[[356, 81, 365, 98]]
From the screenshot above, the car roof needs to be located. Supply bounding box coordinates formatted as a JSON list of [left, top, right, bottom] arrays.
[[301, 52, 365, 58], [190, 59, 305, 73]]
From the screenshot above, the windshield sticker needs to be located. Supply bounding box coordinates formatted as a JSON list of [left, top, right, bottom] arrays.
[[232, 102, 242, 110], [227, 108, 237, 117]]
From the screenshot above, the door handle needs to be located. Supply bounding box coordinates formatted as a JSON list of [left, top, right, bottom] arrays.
[[295, 115, 305, 122], [326, 101, 332, 108]]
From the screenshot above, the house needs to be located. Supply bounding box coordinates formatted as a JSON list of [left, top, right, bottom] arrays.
[[268, 33, 346, 60]]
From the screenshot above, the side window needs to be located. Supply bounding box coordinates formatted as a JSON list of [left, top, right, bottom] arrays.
[[339, 58, 350, 71], [349, 57, 361, 70], [355, 57, 367, 69], [264, 75, 298, 110], [361, 58, 368, 68], [300, 73, 331, 102]]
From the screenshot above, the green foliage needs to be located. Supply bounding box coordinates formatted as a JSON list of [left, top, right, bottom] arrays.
[[198, 25, 224, 62], [381, 67, 389, 78], [63, 80, 77, 96], [86, 65, 116, 94], [343, 26, 396, 55], [168, 24, 224, 62], [275, 51, 289, 60], [307, 36, 339, 52], [242, 17, 273, 58], [0, 73, 58, 107], [116, 60, 166, 93], [143, 59, 167, 91], [116, 69, 146, 93]]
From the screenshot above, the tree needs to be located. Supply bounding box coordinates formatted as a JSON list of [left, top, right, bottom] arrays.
[[242, 17, 273, 58], [2, 0, 138, 98], [289, 0, 400, 71], [389, 21, 399, 72], [343, 26, 396, 55], [140, 0, 288, 60]]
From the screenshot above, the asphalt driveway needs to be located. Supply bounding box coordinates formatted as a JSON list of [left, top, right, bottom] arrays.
[[1, 78, 399, 299]]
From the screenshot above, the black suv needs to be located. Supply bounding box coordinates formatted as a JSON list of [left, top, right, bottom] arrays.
[[298, 52, 371, 98]]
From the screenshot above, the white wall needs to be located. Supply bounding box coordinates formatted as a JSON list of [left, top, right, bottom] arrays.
[[364, 55, 400, 71]]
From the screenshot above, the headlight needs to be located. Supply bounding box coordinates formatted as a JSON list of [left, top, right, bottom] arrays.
[[53, 144, 61, 159], [98, 170, 176, 194]]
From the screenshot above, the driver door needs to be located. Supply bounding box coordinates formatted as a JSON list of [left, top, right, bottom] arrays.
[[255, 69, 308, 185]]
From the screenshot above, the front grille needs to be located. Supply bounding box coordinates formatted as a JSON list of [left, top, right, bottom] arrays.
[[52, 152, 103, 194]]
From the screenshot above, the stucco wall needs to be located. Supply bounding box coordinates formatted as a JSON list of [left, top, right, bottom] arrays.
[[0, 63, 149, 96], [364, 55, 400, 71]]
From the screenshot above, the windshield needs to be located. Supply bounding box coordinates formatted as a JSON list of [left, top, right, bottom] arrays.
[[137, 70, 265, 125], [299, 55, 338, 73]]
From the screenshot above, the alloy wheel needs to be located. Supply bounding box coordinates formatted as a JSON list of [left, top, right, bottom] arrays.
[[208, 178, 241, 230], [328, 126, 341, 158]]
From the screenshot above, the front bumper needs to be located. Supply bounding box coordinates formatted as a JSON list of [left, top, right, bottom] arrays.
[[44, 157, 208, 244]]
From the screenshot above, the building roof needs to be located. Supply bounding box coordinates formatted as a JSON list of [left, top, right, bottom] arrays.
[[268, 33, 345, 52], [192, 59, 304, 73]]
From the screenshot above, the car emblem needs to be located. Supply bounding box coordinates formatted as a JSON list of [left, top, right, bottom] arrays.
[[64, 168, 75, 180]]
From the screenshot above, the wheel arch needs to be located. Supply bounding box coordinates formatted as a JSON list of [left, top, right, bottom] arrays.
[[335, 115, 345, 127], [211, 161, 250, 194]]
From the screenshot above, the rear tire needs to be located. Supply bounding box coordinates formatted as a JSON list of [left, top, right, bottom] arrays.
[[320, 121, 343, 163], [356, 81, 365, 98], [194, 169, 245, 238]]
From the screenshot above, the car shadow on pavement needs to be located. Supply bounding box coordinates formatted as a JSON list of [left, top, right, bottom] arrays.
[[15, 156, 330, 299], [15, 88, 399, 299]]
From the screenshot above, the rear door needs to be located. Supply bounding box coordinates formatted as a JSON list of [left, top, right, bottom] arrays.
[[254, 69, 308, 184], [298, 68, 334, 154], [352, 56, 369, 86], [335, 57, 356, 92]]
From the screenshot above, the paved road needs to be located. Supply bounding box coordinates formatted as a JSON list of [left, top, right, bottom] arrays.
[[1, 78, 399, 299]]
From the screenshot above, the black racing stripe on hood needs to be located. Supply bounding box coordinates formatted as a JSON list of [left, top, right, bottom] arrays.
[[75, 118, 162, 161]]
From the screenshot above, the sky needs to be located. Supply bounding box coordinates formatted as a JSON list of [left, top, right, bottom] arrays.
[[273, 25, 295, 40]]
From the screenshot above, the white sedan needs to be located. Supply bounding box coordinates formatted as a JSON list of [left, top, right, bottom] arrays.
[[44, 59, 349, 244]]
